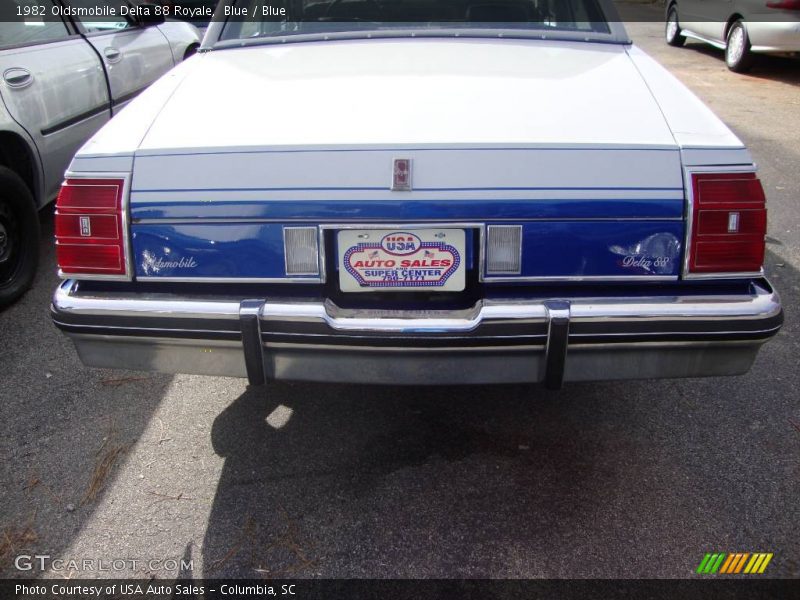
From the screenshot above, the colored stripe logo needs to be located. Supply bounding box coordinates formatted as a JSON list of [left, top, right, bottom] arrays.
[[696, 552, 773, 574]]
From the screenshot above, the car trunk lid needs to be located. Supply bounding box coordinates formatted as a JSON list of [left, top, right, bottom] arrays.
[[128, 38, 686, 283]]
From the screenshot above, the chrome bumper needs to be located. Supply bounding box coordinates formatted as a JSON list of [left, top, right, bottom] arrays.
[[747, 20, 800, 54], [51, 280, 783, 388]]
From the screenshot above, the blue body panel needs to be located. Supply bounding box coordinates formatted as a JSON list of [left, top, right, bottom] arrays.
[[501, 221, 682, 279], [133, 224, 297, 279], [130, 197, 683, 221], [131, 220, 683, 280], [131, 223, 479, 279]]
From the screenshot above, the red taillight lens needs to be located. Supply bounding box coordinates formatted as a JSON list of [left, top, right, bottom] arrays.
[[55, 178, 127, 277], [56, 244, 125, 272], [688, 172, 767, 274], [766, 0, 800, 9]]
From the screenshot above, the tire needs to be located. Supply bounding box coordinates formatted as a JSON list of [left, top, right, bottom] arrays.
[[726, 20, 755, 73], [183, 44, 199, 60], [665, 6, 686, 47], [0, 166, 40, 309]]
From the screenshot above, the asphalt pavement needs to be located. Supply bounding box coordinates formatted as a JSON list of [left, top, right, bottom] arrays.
[[1, 8, 798, 579]]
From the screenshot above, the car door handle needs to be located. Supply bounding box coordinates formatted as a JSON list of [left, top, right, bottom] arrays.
[[104, 47, 122, 63], [3, 68, 33, 88]]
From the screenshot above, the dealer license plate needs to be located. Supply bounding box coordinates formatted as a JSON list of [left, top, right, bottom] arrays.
[[337, 228, 466, 293]]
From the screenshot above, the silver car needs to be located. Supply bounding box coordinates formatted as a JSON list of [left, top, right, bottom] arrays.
[[665, 0, 800, 71], [0, 0, 200, 307]]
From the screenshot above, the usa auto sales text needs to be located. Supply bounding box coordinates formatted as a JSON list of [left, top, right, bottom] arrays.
[[48, 5, 213, 19], [16, 583, 298, 596]]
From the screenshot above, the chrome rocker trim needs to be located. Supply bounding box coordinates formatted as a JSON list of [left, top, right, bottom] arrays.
[[52, 279, 783, 389]]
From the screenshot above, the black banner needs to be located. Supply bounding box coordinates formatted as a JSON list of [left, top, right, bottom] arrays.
[[4, 579, 800, 600], [6, 1, 792, 25]]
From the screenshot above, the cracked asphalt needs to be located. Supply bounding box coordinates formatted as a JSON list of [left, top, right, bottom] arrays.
[[1, 7, 798, 580]]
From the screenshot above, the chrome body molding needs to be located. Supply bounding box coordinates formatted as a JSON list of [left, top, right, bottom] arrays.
[[680, 30, 728, 51], [52, 279, 783, 388]]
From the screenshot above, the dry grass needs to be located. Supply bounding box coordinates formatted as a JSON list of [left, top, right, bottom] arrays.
[[0, 516, 38, 568], [146, 490, 193, 504], [100, 376, 151, 387], [254, 508, 316, 577], [207, 509, 317, 577], [156, 418, 172, 445], [22, 473, 40, 492], [207, 515, 255, 574], [81, 442, 129, 506], [22, 471, 63, 507]]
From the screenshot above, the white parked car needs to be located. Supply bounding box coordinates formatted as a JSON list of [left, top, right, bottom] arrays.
[[0, 0, 200, 307], [665, 0, 800, 72], [51, 0, 782, 388]]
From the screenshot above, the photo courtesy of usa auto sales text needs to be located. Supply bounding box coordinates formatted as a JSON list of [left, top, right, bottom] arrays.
[[15, 583, 298, 597]]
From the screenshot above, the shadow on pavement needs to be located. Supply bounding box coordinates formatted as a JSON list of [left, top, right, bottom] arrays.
[[201, 251, 797, 578], [203, 381, 571, 577], [0, 210, 174, 577]]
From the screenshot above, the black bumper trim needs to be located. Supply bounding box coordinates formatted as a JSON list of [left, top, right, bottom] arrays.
[[544, 301, 570, 390], [239, 300, 266, 386]]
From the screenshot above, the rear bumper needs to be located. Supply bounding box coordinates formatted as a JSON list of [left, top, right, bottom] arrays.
[[51, 279, 783, 387], [747, 20, 800, 54]]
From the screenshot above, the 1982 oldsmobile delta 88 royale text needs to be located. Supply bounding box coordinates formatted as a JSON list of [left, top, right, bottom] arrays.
[[51, 0, 783, 389]]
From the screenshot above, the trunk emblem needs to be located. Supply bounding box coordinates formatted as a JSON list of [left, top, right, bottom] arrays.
[[392, 158, 411, 191]]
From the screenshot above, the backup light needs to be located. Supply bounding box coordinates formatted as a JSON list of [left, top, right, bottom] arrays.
[[687, 172, 767, 274], [486, 225, 522, 275], [55, 178, 128, 277], [283, 227, 320, 276]]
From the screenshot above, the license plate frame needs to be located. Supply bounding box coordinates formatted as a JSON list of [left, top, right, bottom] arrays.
[[337, 228, 466, 293]]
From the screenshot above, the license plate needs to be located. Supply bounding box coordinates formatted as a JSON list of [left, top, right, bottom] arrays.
[[337, 228, 466, 292]]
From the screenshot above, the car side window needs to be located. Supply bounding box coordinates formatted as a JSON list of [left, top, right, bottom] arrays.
[[65, 0, 137, 33], [0, 1, 71, 49]]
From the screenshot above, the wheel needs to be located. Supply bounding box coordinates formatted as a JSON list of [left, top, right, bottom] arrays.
[[0, 166, 39, 308], [183, 43, 199, 60], [726, 20, 755, 73], [665, 6, 686, 47]]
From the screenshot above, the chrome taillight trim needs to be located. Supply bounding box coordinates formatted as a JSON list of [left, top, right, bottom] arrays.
[[57, 172, 134, 282], [682, 164, 766, 281]]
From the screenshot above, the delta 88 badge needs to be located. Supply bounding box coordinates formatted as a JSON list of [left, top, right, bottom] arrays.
[[338, 229, 466, 292]]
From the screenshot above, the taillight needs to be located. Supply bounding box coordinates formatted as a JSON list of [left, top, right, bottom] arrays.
[[687, 172, 767, 275], [55, 178, 128, 277], [766, 0, 800, 9]]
